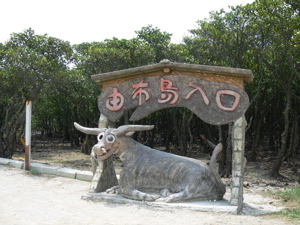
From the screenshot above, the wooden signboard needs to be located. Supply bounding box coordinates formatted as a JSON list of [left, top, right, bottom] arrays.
[[92, 60, 253, 125]]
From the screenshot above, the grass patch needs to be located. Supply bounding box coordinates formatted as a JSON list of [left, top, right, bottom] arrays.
[[28, 168, 41, 176], [279, 187, 300, 204], [268, 187, 300, 221], [279, 208, 300, 220]]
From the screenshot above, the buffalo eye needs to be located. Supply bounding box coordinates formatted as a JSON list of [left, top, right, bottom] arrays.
[[106, 135, 115, 143], [97, 132, 104, 141]]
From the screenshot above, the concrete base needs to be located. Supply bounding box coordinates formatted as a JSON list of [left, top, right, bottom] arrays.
[[82, 192, 238, 214]]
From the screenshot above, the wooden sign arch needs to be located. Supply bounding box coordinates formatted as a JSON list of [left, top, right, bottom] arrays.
[[89, 60, 253, 214]]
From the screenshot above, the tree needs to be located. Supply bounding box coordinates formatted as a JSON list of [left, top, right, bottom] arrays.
[[252, 0, 299, 177], [183, 0, 299, 176], [0, 28, 73, 157], [135, 25, 172, 62], [74, 38, 156, 74]]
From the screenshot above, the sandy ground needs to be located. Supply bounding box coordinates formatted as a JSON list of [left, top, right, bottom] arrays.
[[0, 165, 295, 225]]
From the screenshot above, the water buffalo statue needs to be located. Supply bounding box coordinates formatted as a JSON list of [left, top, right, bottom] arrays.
[[74, 122, 226, 203]]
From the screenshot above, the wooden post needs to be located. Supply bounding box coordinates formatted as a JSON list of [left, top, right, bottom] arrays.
[[25, 100, 32, 170]]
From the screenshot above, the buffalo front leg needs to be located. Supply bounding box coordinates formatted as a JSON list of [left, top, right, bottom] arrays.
[[157, 187, 194, 203], [89, 156, 118, 193], [106, 185, 120, 194], [91, 151, 98, 175]]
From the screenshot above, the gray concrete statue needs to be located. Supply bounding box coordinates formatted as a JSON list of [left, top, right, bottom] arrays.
[[74, 122, 226, 203]]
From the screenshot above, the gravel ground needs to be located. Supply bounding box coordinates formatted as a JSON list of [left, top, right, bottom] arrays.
[[0, 165, 294, 225]]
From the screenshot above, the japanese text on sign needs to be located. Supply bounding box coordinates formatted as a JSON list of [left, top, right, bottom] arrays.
[[98, 75, 249, 125], [105, 77, 240, 111]]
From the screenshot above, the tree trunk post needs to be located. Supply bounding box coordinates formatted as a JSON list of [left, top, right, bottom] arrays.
[[271, 91, 291, 177], [89, 114, 118, 193], [230, 116, 246, 214]]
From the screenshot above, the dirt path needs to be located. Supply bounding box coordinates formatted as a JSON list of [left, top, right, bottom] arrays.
[[0, 165, 294, 225]]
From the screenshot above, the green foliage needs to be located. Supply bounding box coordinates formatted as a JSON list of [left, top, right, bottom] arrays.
[[74, 38, 156, 74], [279, 208, 300, 220], [136, 25, 172, 62], [1, 28, 73, 102], [280, 187, 300, 205], [167, 43, 194, 63], [269, 187, 300, 220], [184, 0, 300, 167], [0, 28, 74, 156]]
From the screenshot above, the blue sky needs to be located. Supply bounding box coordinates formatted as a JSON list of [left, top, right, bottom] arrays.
[[1, 0, 254, 44]]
